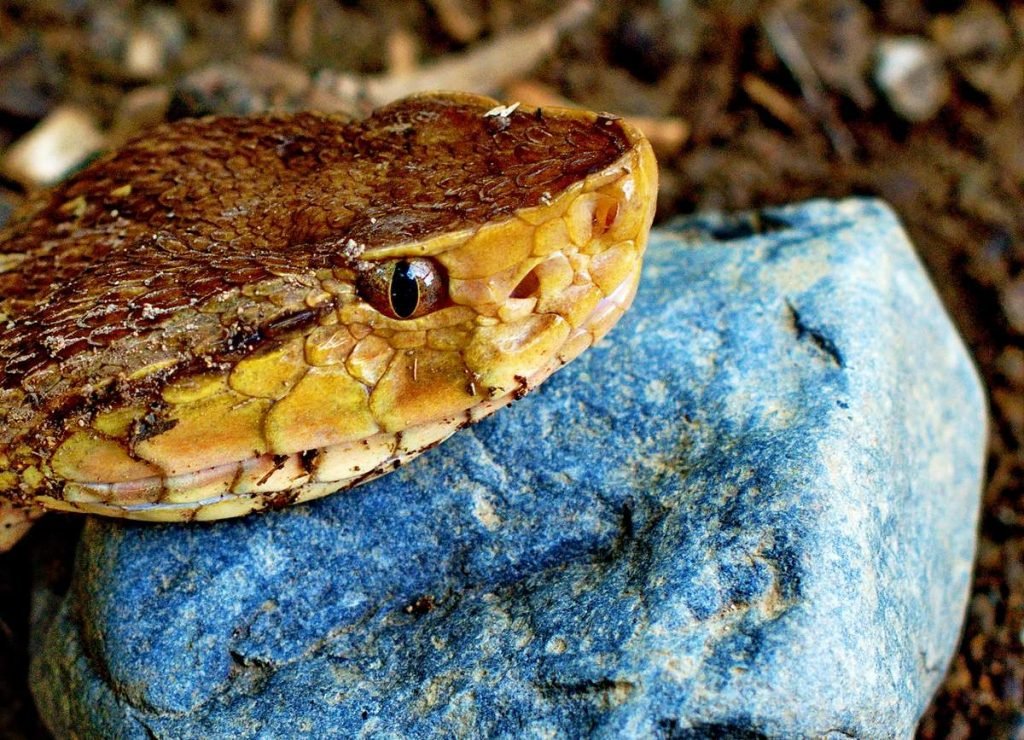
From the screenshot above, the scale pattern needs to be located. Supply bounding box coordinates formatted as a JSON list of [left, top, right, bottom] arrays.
[[0, 92, 657, 542]]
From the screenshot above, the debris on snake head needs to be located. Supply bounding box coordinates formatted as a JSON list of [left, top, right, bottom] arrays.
[[0, 91, 658, 551]]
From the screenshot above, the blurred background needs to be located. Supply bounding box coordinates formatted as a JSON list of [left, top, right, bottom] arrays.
[[0, 0, 1021, 736]]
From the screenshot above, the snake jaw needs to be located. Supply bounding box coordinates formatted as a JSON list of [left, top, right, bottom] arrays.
[[37, 256, 646, 523], [0, 93, 657, 535]]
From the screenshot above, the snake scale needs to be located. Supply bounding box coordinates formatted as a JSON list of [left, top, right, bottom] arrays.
[[0, 92, 657, 551]]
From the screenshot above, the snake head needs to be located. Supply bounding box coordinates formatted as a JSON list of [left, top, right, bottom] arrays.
[[0, 92, 657, 531], [337, 106, 658, 434]]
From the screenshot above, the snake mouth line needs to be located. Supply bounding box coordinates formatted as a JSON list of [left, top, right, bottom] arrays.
[[43, 262, 643, 522]]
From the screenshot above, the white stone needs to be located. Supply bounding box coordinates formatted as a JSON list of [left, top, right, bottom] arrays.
[[875, 36, 951, 122], [2, 107, 106, 188]]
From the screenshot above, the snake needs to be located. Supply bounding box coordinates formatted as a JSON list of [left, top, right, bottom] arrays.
[[0, 92, 657, 551]]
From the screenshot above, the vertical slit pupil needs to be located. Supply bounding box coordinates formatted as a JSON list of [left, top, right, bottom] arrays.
[[390, 260, 420, 318]]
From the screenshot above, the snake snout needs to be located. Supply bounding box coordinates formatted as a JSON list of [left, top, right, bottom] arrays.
[[510, 189, 622, 302]]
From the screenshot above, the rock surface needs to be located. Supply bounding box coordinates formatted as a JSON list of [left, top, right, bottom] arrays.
[[30, 199, 986, 737]]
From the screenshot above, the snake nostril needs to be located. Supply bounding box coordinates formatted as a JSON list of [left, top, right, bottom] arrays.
[[511, 267, 541, 299], [592, 196, 620, 238]]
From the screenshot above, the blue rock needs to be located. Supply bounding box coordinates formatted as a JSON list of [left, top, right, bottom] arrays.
[[30, 199, 985, 737]]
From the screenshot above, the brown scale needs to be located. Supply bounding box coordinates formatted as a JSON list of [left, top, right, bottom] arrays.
[[0, 93, 630, 478]]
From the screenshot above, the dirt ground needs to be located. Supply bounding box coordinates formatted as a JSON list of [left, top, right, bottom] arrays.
[[0, 0, 1021, 736]]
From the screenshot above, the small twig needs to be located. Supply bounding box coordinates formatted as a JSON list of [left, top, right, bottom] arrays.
[[503, 80, 689, 156], [740, 73, 812, 133], [313, 0, 594, 111], [428, 0, 485, 44], [386, 28, 419, 76], [761, 7, 856, 161]]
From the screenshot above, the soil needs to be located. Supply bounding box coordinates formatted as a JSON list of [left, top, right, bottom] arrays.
[[1, 0, 1021, 736]]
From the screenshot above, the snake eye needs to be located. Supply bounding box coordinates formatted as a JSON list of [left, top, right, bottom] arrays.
[[357, 258, 448, 320]]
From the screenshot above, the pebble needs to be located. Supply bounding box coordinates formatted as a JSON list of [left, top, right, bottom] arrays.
[[874, 36, 950, 122], [109, 86, 172, 145], [1, 106, 105, 188], [1001, 279, 1024, 335], [125, 7, 187, 80]]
